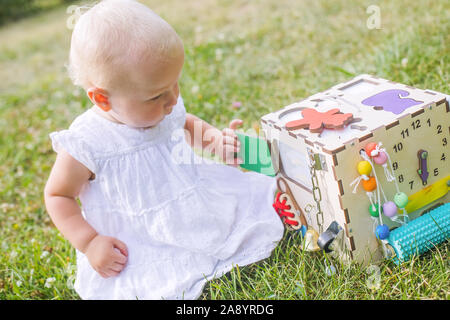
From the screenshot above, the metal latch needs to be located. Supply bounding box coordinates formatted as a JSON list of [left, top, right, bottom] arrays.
[[318, 221, 343, 253], [310, 153, 327, 171]]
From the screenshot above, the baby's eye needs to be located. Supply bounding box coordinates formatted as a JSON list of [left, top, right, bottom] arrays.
[[147, 93, 163, 102]]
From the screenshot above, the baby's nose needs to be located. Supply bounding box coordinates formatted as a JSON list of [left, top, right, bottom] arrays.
[[165, 93, 178, 109]]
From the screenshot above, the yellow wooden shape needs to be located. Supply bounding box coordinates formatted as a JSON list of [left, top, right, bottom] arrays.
[[405, 175, 450, 213]]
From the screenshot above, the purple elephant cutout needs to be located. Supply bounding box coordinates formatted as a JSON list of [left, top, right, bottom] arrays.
[[361, 89, 423, 114]]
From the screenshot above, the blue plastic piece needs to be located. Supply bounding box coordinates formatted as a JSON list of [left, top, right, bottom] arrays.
[[293, 225, 307, 237], [387, 203, 450, 264], [300, 225, 307, 237], [375, 224, 390, 240]]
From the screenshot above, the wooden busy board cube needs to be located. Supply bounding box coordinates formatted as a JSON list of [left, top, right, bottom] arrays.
[[261, 74, 449, 265]]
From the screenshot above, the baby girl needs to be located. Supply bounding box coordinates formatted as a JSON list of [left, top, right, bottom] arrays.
[[44, 0, 284, 299]]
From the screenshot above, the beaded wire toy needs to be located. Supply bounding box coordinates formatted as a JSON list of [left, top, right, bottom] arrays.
[[350, 141, 412, 258]]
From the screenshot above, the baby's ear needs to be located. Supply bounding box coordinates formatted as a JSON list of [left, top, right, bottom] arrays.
[[87, 87, 111, 112]]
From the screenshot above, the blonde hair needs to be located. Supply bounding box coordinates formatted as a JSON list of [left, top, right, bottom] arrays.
[[68, 0, 184, 91]]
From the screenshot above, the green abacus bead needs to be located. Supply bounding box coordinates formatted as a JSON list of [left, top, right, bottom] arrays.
[[394, 192, 409, 208], [369, 203, 381, 217]]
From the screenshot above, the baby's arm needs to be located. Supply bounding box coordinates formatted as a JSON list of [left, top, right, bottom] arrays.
[[184, 113, 243, 166], [44, 149, 128, 278]]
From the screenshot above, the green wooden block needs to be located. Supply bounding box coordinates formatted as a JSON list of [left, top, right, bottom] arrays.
[[235, 132, 276, 177]]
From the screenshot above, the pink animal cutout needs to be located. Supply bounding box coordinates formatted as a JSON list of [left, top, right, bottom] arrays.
[[285, 108, 354, 133]]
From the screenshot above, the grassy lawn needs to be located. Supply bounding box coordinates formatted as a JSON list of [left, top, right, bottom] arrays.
[[0, 0, 449, 300]]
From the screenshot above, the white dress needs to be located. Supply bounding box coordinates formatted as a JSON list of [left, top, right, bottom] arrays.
[[49, 95, 284, 300]]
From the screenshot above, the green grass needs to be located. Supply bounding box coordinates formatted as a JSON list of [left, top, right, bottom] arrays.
[[0, 0, 449, 300], [0, 0, 76, 27]]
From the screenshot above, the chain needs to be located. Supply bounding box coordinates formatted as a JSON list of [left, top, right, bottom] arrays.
[[309, 158, 324, 234]]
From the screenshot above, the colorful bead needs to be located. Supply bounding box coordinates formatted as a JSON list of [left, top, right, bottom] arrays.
[[357, 161, 372, 176], [365, 142, 379, 157], [369, 203, 382, 217], [375, 224, 390, 240], [383, 201, 398, 217], [373, 151, 388, 165], [394, 192, 409, 208], [362, 176, 377, 191]]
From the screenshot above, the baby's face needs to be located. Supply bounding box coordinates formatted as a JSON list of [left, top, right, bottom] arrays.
[[107, 52, 184, 129]]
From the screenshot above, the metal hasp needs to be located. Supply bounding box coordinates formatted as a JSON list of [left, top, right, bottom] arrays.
[[317, 221, 343, 253]]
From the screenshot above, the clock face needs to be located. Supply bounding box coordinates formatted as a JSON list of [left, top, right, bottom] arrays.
[[370, 102, 449, 216], [391, 117, 447, 188], [393, 113, 446, 185]]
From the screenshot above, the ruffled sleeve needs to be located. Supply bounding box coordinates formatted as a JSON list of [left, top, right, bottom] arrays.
[[49, 130, 97, 174]]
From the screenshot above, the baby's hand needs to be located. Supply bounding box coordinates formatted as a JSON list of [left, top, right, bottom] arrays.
[[219, 119, 244, 167], [85, 235, 128, 278]]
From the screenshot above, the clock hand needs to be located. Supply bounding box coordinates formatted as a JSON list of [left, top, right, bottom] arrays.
[[417, 149, 429, 184]]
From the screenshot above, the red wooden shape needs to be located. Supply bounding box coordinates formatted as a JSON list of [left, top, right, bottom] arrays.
[[285, 108, 353, 133]]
